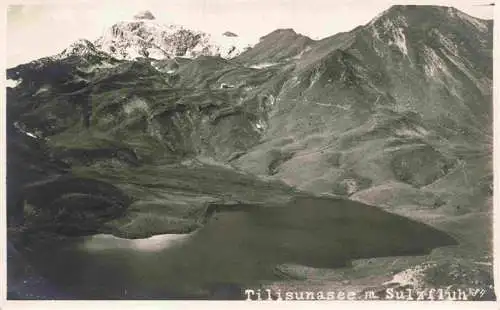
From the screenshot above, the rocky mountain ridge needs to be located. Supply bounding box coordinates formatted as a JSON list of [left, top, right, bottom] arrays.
[[92, 10, 252, 60]]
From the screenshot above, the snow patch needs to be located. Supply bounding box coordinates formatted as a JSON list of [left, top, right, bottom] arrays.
[[33, 85, 51, 96], [6, 78, 21, 88], [422, 46, 452, 79], [24, 132, 38, 139], [309, 69, 322, 87], [372, 25, 381, 40], [384, 263, 436, 289], [313, 101, 350, 111], [249, 62, 279, 69], [254, 119, 267, 132], [123, 97, 150, 115], [393, 27, 408, 56], [220, 83, 235, 89], [395, 126, 429, 138], [313, 102, 333, 107], [13, 122, 40, 139], [266, 94, 275, 106], [386, 27, 408, 56], [376, 17, 411, 58], [431, 29, 459, 56], [292, 46, 312, 60]]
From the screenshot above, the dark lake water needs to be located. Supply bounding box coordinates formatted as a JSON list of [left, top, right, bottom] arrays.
[[8, 196, 456, 299]]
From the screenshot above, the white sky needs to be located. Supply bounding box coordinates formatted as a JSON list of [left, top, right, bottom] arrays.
[[6, 0, 495, 67]]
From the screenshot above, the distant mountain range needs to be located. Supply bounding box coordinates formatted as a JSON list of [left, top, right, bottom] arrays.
[[6, 5, 494, 300]]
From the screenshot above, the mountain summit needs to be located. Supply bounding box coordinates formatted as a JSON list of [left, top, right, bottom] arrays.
[[93, 13, 252, 60], [235, 28, 314, 65], [57, 39, 110, 60], [133, 10, 156, 20], [223, 31, 238, 37]]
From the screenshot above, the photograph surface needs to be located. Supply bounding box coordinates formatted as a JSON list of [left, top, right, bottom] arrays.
[[4, 0, 495, 302]]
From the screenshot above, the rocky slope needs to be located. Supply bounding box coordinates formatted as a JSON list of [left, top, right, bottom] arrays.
[[235, 4, 493, 199], [6, 5, 494, 300]]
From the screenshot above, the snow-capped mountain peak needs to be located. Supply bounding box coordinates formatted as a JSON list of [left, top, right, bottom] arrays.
[[93, 12, 253, 60]]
